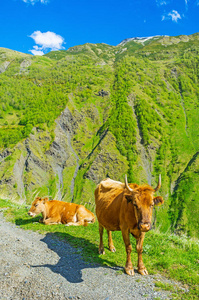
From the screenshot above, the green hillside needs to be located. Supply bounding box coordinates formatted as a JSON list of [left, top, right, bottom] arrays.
[[0, 33, 199, 237]]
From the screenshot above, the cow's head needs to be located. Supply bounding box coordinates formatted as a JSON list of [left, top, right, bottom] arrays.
[[28, 197, 48, 217], [124, 175, 164, 232]]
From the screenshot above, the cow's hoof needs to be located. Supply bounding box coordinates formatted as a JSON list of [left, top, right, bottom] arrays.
[[99, 249, 105, 255], [125, 268, 134, 276], [138, 268, 148, 275], [109, 247, 116, 252]]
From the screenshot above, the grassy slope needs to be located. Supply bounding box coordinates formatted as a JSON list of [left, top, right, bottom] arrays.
[[0, 33, 199, 237], [1, 198, 198, 299]]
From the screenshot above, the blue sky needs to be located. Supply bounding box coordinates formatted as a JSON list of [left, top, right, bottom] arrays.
[[0, 0, 198, 55]]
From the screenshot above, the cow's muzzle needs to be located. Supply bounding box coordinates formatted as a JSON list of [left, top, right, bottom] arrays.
[[138, 222, 151, 232], [28, 211, 35, 217]]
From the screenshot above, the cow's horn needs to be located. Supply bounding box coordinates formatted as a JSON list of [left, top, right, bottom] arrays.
[[154, 174, 161, 192], [125, 175, 134, 192]]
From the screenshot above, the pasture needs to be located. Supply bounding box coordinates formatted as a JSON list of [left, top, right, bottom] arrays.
[[1, 198, 198, 299]]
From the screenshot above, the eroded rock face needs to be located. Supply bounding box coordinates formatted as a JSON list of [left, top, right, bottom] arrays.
[[0, 149, 12, 162], [83, 131, 128, 184], [13, 153, 26, 201], [19, 59, 32, 74], [46, 107, 79, 201], [96, 89, 109, 97], [0, 107, 79, 202], [0, 61, 10, 74], [0, 92, 130, 205], [0, 144, 27, 202]]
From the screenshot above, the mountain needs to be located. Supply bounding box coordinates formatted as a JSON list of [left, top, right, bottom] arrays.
[[118, 35, 165, 46], [0, 33, 199, 237]]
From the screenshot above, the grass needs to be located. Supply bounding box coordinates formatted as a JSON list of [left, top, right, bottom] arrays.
[[1, 42, 199, 238], [155, 281, 175, 292], [0, 198, 198, 299]]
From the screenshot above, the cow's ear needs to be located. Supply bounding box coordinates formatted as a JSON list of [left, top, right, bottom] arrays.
[[42, 197, 49, 204], [125, 195, 133, 203], [36, 197, 41, 201], [154, 196, 164, 206]]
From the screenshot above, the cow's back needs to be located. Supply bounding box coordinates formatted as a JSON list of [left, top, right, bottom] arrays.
[[47, 201, 95, 224], [47, 200, 78, 224], [95, 179, 124, 231]]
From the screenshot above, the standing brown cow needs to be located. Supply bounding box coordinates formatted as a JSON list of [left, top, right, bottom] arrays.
[[95, 175, 163, 276]]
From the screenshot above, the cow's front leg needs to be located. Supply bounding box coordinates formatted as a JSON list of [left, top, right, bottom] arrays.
[[43, 217, 61, 225], [99, 224, 105, 254], [136, 232, 148, 275], [107, 230, 116, 252], [40, 212, 46, 223], [122, 229, 134, 276]]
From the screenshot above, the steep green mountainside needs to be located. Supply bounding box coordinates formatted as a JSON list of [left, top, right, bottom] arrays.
[[0, 33, 199, 237]]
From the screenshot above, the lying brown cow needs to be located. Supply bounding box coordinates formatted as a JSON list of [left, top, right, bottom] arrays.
[[28, 197, 95, 226], [95, 175, 164, 276]]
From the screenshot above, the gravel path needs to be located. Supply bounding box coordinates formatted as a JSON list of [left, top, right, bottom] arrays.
[[0, 213, 176, 300]]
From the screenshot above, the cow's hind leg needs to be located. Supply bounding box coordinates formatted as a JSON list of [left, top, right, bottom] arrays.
[[65, 213, 84, 226], [99, 224, 105, 254], [65, 221, 84, 226], [107, 230, 116, 252], [136, 232, 148, 275]]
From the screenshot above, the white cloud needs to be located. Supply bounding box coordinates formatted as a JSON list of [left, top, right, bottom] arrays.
[[29, 46, 44, 56], [29, 31, 65, 55], [157, 0, 190, 6], [168, 10, 181, 22], [162, 10, 182, 22], [22, 0, 49, 4], [30, 49, 44, 56], [30, 31, 65, 50], [156, 0, 168, 6]]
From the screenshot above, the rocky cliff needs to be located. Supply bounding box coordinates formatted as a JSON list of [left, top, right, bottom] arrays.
[[0, 33, 199, 236]]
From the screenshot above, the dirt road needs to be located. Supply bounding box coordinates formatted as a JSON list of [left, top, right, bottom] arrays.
[[0, 212, 174, 300]]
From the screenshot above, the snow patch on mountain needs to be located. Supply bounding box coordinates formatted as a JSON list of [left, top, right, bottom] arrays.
[[118, 35, 166, 46]]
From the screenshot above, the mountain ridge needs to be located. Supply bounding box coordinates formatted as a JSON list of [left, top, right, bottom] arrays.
[[118, 35, 165, 46], [1, 32, 198, 58], [0, 32, 199, 237]]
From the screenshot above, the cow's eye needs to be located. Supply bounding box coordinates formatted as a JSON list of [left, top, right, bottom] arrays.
[[150, 204, 154, 208], [35, 204, 38, 207], [133, 203, 138, 207]]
